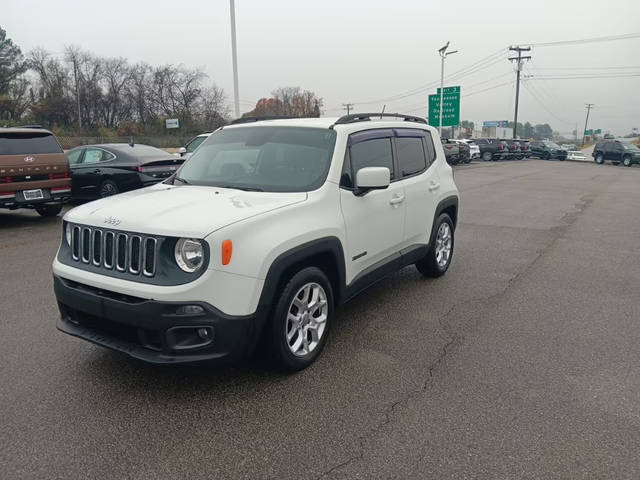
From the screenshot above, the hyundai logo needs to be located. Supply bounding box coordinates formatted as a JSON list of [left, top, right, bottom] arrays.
[[24, 156, 35, 163]]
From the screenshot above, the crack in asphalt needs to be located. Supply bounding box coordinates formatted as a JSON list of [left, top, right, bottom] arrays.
[[315, 193, 597, 480]]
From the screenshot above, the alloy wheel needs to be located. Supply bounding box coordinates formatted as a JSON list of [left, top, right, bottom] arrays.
[[285, 282, 328, 357]]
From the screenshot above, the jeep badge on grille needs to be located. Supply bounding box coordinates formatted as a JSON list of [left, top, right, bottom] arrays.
[[104, 216, 121, 226]]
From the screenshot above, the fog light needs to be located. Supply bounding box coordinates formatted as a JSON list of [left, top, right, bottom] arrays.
[[197, 327, 211, 340], [175, 305, 204, 315]]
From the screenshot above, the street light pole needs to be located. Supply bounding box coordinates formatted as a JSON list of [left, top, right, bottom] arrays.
[[229, 0, 240, 119], [438, 42, 457, 137]]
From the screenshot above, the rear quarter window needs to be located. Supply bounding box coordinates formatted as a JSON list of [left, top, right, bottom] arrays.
[[0, 132, 63, 155]]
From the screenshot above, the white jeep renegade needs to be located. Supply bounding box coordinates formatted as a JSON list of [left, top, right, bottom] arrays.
[[53, 114, 459, 370]]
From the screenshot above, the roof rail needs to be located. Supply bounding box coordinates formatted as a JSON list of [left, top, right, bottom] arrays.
[[18, 124, 45, 129], [331, 113, 428, 128], [229, 115, 301, 125]]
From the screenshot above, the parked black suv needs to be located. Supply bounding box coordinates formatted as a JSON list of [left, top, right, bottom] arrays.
[[473, 138, 508, 161], [592, 140, 640, 167], [530, 140, 567, 161]]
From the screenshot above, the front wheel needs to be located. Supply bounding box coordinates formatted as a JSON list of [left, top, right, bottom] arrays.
[[268, 267, 334, 371], [482, 151, 492, 161], [35, 204, 63, 217], [595, 153, 604, 165], [416, 213, 454, 278], [99, 180, 119, 198], [623, 155, 632, 167]]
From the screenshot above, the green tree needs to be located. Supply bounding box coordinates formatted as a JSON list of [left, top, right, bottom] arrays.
[[534, 123, 553, 139], [0, 27, 28, 95], [523, 121, 535, 138], [460, 120, 474, 130]]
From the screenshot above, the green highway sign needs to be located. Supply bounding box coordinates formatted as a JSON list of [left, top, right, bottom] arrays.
[[428, 86, 460, 127], [585, 129, 592, 135], [594, 129, 602, 134]]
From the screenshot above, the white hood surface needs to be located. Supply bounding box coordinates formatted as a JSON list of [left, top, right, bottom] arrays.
[[65, 184, 307, 238]]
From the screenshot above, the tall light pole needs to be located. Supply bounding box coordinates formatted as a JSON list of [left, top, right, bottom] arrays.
[[229, 0, 240, 119], [438, 42, 457, 136]]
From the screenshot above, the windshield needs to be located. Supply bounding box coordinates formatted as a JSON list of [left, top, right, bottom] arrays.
[[545, 142, 561, 149], [0, 132, 63, 155], [176, 126, 337, 192], [622, 143, 640, 151]]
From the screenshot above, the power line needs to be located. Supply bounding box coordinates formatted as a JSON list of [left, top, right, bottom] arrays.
[[521, 82, 574, 125], [526, 32, 640, 47], [532, 65, 640, 70], [462, 80, 514, 98], [528, 73, 640, 80], [342, 103, 354, 115]]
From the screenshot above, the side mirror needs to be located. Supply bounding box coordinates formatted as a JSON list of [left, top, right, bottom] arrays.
[[178, 147, 187, 156], [355, 167, 390, 195]]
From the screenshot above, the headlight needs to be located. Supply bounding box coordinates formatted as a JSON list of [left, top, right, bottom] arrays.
[[174, 238, 205, 273], [65, 223, 72, 245]]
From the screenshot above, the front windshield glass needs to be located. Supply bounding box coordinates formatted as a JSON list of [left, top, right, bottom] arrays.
[[622, 143, 640, 151], [177, 126, 337, 192], [545, 141, 561, 149]]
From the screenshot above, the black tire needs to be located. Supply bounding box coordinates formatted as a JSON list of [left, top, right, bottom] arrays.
[[482, 151, 492, 161], [415, 213, 454, 278], [623, 155, 632, 167], [559, 156, 566, 161], [99, 180, 119, 198], [543, 152, 551, 160], [267, 267, 334, 371], [35, 204, 62, 217], [595, 153, 604, 165]]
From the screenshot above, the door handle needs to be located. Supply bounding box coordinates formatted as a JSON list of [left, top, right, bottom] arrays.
[[428, 181, 440, 191], [389, 194, 405, 205]]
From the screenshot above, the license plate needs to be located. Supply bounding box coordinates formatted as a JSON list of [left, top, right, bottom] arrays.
[[23, 189, 44, 200]]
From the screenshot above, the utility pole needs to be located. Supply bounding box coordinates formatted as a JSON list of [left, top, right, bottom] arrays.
[[582, 103, 594, 146], [438, 42, 458, 136], [342, 103, 354, 115], [509, 46, 531, 139], [229, 0, 240, 119]]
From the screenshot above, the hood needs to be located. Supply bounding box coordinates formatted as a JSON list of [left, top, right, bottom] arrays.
[[64, 183, 307, 238]]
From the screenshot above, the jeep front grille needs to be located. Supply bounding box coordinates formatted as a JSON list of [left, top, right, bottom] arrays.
[[70, 225, 158, 277]]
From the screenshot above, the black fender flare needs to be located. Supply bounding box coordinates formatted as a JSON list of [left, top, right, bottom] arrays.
[[428, 196, 459, 248], [257, 236, 347, 312]]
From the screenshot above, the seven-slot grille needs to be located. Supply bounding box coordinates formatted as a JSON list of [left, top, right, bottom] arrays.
[[70, 225, 158, 277]]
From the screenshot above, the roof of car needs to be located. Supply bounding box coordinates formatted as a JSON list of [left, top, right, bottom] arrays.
[[0, 127, 55, 135], [224, 116, 433, 131]]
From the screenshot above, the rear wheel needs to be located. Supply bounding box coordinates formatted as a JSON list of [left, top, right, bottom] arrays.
[[595, 153, 604, 164], [268, 267, 334, 371], [35, 204, 62, 217], [543, 152, 551, 160], [416, 213, 454, 278], [99, 180, 119, 198], [623, 155, 632, 167], [482, 151, 492, 161]]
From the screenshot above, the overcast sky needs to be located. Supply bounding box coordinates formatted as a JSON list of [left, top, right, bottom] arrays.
[[4, 0, 640, 135]]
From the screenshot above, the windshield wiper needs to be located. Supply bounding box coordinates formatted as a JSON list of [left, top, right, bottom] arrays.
[[216, 184, 263, 192], [174, 176, 191, 185]]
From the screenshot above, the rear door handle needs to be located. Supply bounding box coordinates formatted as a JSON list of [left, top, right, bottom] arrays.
[[389, 194, 405, 205], [428, 181, 440, 191]]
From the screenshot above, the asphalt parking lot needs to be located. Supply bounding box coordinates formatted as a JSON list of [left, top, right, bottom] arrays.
[[2, 159, 639, 479]]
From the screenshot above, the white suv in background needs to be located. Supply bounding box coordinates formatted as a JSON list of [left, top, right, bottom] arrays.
[[53, 114, 460, 370], [178, 132, 212, 159]]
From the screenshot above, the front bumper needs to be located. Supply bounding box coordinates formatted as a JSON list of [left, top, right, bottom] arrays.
[[54, 275, 265, 364]]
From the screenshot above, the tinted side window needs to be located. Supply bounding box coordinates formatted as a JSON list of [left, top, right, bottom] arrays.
[[84, 148, 115, 164], [423, 133, 436, 165], [67, 149, 83, 165], [396, 137, 427, 177], [350, 137, 394, 179]]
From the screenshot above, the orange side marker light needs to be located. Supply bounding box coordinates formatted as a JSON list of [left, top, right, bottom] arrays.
[[222, 240, 233, 265]]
